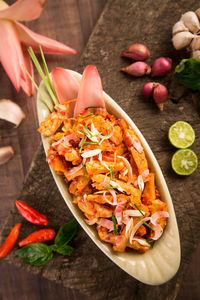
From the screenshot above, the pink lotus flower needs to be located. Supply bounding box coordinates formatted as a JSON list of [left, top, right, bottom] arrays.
[[0, 0, 76, 96]]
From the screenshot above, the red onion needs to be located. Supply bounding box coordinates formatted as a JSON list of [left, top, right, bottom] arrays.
[[151, 57, 172, 77], [143, 82, 168, 111], [121, 62, 151, 77], [153, 83, 168, 111], [143, 82, 154, 101], [121, 43, 150, 60]]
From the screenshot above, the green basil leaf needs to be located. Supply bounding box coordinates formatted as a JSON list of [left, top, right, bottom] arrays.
[[55, 219, 77, 248], [174, 58, 200, 90], [16, 243, 53, 266], [55, 244, 74, 255]]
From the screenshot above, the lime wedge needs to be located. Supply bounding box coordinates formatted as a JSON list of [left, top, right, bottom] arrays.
[[171, 149, 198, 175], [168, 121, 195, 148]]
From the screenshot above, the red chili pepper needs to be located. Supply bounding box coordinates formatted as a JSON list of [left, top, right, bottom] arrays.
[[18, 229, 56, 247], [0, 223, 21, 258], [15, 201, 49, 226]]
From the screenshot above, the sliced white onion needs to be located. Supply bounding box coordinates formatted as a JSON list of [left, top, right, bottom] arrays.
[[151, 211, 169, 226], [99, 127, 114, 142], [137, 175, 144, 192], [0, 99, 25, 127], [133, 140, 143, 153], [83, 194, 87, 201], [150, 223, 163, 240], [125, 218, 133, 236], [124, 209, 145, 217], [129, 217, 151, 244], [52, 133, 78, 147], [132, 238, 150, 247], [110, 180, 124, 193], [0, 146, 14, 165], [81, 149, 101, 158], [66, 158, 86, 175], [98, 152, 110, 170], [117, 155, 133, 184], [103, 190, 117, 206], [123, 214, 130, 225], [90, 122, 99, 143]]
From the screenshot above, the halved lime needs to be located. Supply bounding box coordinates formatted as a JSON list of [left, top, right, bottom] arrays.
[[168, 121, 195, 148], [171, 149, 198, 175]]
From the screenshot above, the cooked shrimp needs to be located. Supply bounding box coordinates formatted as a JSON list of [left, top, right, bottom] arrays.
[[38, 112, 65, 136]]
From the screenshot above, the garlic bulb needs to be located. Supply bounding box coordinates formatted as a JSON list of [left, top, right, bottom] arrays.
[[172, 8, 200, 59]]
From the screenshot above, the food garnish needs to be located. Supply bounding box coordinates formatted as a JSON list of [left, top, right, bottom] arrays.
[[15, 200, 49, 225], [0, 0, 76, 96], [16, 219, 77, 266], [143, 82, 168, 111], [38, 64, 169, 253], [171, 149, 198, 175], [151, 57, 172, 77], [120, 62, 151, 77], [168, 121, 195, 148], [172, 9, 200, 59], [0, 223, 21, 258], [121, 43, 150, 61]]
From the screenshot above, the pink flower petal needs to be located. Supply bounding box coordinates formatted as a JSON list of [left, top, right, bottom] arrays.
[[74, 65, 105, 117], [15, 22, 76, 54], [52, 68, 79, 117], [0, 20, 23, 91], [0, 0, 46, 22]]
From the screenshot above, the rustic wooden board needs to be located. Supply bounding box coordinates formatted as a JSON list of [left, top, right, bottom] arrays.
[[1, 0, 200, 299]]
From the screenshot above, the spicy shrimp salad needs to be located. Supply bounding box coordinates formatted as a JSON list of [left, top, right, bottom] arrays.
[[38, 65, 169, 253]]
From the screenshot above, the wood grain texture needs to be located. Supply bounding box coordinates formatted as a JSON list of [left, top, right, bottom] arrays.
[[1, 0, 200, 299], [0, 0, 105, 299]]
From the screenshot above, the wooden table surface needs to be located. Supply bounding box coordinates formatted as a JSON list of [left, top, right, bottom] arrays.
[[0, 1, 200, 299]]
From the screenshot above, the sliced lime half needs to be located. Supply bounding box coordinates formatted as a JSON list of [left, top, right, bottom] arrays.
[[168, 121, 195, 148], [171, 149, 198, 175]]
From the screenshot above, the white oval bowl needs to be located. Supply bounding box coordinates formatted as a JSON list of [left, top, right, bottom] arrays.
[[37, 69, 181, 285]]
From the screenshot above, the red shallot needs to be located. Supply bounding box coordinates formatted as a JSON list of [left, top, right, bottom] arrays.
[[151, 57, 172, 77], [120, 62, 151, 77], [121, 43, 150, 60], [143, 82, 168, 111], [153, 84, 168, 111], [0, 146, 14, 165]]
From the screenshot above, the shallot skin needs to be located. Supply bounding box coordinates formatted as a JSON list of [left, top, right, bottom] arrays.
[[151, 57, 172, 77], [120, 62, 151, 77], [121, 43, 150, 61]]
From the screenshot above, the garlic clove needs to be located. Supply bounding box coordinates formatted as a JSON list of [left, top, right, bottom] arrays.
[[172, 21, 189, 35], [195, 8, 200, 22], [191, 50, 200, 59], [0, 146, 14, 166], [172, 31, 194, 50], [190, 36, 200, 51], [181, 11, 200, 33]]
